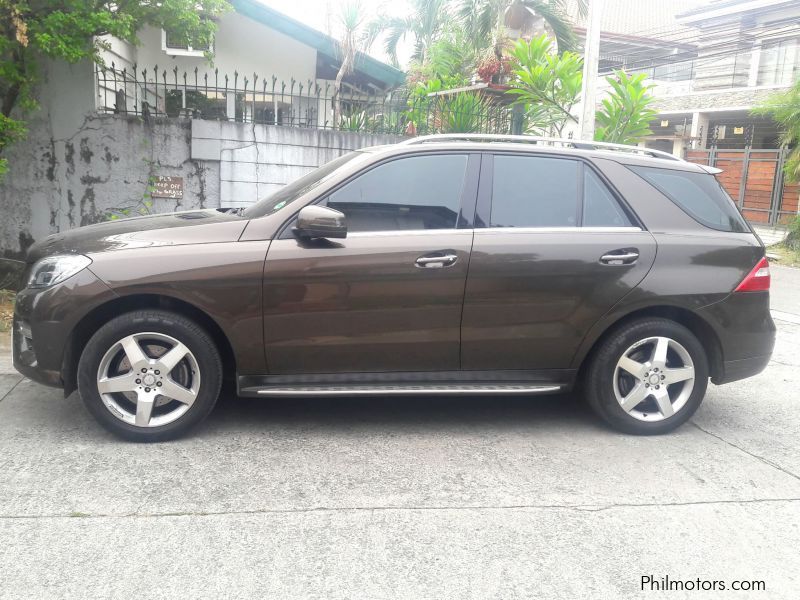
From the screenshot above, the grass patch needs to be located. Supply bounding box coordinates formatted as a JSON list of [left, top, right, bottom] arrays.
[[0, 289, 14, 333], [768, 242, 800, 268]]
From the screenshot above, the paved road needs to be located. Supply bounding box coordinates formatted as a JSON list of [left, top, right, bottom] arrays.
[[1, 269, 799, 599]]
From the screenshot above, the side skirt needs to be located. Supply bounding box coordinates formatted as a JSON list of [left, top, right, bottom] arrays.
[[237, 370, 575, 398]]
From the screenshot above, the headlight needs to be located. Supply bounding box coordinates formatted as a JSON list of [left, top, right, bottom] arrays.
[[27, 254, 92, 289]]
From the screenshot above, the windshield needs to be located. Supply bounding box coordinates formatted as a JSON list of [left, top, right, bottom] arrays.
[[241, 151, 369, 219]]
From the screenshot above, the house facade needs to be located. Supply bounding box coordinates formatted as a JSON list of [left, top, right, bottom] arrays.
[[95, 0, 405, 126], [636, 0, 799, 154]]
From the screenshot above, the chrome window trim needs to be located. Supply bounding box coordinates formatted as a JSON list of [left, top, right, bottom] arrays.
[[475, 226, 643, 235], [346, 229, 474, 238]]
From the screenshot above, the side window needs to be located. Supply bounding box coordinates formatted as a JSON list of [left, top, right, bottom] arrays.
[[491, 155, 578, 227], [326, 154, 468, 232], [629, 165, 749, 233], [583, 168, 633, 227]]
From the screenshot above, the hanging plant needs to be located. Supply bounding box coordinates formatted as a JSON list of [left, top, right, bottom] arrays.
[[477, 57, 502, 83]]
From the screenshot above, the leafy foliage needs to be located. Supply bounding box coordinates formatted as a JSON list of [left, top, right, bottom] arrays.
[[595, 71, 657, 144], [368, 0, 450, 67], [0, 0, 231, 176], [753, 79, 800, 182], [339, 109, 369, 132], [406, 23, 476, 87], [438, 92, 491, 133], [505, 35, 582, 135], [456, 0, 584, 55]]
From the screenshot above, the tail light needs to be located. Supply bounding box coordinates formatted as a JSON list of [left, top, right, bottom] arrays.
[[734, 257, 770, 292]]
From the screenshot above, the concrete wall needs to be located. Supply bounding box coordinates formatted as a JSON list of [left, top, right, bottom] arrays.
[[191, 122, 401, 208], [0, 111, 219, 258], [0, 61, 401, 257]]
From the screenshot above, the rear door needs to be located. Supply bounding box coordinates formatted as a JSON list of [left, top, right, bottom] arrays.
[[262, 152, 479, 374], [461, 152, 657, 371]]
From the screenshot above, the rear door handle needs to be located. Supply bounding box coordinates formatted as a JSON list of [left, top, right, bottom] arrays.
[[415, 252, 459, 268], [600, 249, 639, 265]]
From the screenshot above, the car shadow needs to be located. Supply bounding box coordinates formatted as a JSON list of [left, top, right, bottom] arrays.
[[198, 390, 605, 437]]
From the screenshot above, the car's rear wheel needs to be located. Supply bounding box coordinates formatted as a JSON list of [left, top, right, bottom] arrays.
[[585, 318, 709, 434], [77, 310, 222, 442]]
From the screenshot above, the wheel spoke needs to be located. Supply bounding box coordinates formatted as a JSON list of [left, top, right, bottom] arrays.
[[97, 373, 137, 395], [620, 383, 649, 412], [653, 387, 674, 418], [652, 337, 670, 367], [618, 355, 647, 379], [135, 393, 155, 427], [158, 342, 190, 374], [160, 379, 197, 406], [120, 335, 149, 369], [663, 366, 694, 385]]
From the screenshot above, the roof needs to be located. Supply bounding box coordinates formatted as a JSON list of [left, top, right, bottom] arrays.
[[231, 0, 406, 89]]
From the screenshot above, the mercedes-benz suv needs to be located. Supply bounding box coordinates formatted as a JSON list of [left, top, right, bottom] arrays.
[[13, 134, 775, 441]]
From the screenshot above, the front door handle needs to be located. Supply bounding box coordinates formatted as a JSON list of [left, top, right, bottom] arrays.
[[415, 252, 459, 268], [600, 249, 639, 265]]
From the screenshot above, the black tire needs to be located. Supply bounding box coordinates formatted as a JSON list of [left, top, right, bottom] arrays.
[[77, 310, 223, 442], [585, 318, 709, 435]]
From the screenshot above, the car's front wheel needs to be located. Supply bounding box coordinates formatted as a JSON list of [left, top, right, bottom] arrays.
[[77, 310, 222, 442], [585, 317, 709, 435]]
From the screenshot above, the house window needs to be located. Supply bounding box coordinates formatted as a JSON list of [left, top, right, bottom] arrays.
[[162, 30, 212, 56], [757, 38, 800, 86]]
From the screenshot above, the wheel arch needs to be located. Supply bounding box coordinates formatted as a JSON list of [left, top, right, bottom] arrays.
[[62, 293, 237, 396], [574, 305, 724, 385]]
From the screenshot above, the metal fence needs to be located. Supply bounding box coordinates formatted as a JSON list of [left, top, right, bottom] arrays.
[[96, 64, 517, 135]]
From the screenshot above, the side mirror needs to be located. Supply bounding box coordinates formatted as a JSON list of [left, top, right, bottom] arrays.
[[294, 205, 347, 239]]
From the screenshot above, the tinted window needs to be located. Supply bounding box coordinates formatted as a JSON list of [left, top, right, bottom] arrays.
[[630, 165, 749, 233], [491, 156, 578, 227], [583, 169, 633, 227], [326, 154, 468, 232]]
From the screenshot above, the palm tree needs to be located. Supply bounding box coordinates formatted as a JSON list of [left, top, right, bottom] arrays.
[[333, 2, 369, 125], [368, 0, 451, 67], [457, 0, 585, 55]]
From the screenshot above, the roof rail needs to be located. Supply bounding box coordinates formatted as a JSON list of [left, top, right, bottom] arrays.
[[400, 134, 684, 162]]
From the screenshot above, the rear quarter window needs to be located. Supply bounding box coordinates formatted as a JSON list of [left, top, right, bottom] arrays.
[[628, 165, 749, 233]]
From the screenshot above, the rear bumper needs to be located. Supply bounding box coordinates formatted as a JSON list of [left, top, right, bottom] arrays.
[[698, 290, 775, 384], [712, 354, 771, 385]]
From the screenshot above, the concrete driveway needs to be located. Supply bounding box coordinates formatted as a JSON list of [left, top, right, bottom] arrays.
[[1, 269, 799, 599]]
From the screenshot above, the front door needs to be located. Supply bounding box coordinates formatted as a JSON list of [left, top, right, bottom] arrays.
[[262, 153, 479, 374], [461, 153, 657, 371]]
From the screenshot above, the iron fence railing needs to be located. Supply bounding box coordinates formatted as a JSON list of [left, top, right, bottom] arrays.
[[95, 63, 518, 135]]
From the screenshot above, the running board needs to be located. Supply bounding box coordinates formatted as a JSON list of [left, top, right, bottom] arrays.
[[240, 384, 564, 397]]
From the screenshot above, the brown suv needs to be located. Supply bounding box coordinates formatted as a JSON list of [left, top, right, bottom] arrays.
[[13, 135, 775, 441]]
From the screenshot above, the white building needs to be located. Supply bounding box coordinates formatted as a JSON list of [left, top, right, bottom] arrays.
[[95, 0, 405, 125]]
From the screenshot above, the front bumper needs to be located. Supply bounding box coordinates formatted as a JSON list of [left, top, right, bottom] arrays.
[[12, 315, 63, 387], [12, 268, 117, 390]]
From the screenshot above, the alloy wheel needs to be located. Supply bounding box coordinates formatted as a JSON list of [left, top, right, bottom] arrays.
[[96, 332, 201, 428], [612, 336, 695, 422]]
